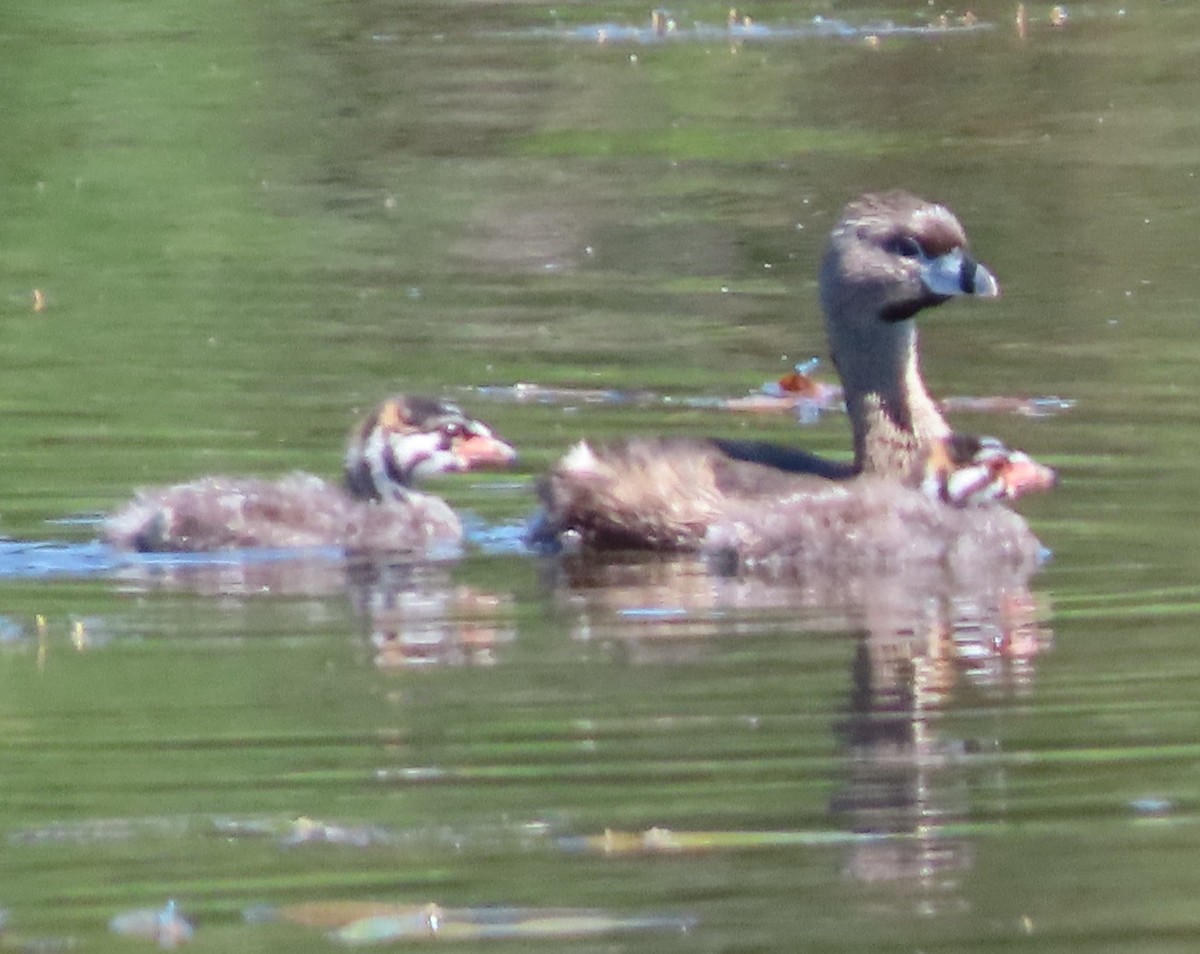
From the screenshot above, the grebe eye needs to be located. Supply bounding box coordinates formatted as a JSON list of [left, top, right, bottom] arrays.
[[887, 236, 924, 259]]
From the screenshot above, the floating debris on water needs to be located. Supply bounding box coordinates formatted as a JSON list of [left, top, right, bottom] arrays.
[[211, 814, 407, 849], [765, 357, 824, 396], [250, 900, 693, 944], [9, 813, 545, 853], [940, 395, 1076, 418], [279, 816, 393, 848], [1016, 2, 1073, 36], [332, 911, 440, 945], [466, 379, 1072, 423], [511, 12, 995, 46], [736, 358, 842, 420], [472, 382, 660, 407], [1129, 797, 1174, 818], [108, 900, 194, 948], [9, 815, 192, 846], [556, 826, 902, 856]]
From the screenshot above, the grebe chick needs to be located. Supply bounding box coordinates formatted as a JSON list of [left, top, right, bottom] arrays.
[[105, 395, 516, 554]]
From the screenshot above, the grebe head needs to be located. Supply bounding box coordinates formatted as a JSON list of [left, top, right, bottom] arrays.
[[344, 395, 516, 502], [819, 191, 1000, 474], [821, 190, 998, 335]]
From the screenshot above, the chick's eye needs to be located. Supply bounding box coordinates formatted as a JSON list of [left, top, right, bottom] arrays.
[[887, 235, 924, 259]]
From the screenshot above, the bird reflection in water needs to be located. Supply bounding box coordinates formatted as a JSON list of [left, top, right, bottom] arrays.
[[544, 553, 1049, 669], [109, 555, 517, 669], [830, 586, 1049, 911], [544, 551, 1051, 912], [344, 560, 516, 670]]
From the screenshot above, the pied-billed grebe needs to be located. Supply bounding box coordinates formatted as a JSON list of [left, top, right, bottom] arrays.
[[104, 395, 516, 554], [531, 191, 1054, 557]]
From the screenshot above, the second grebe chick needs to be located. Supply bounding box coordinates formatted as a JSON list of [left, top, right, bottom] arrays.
[[104, 395, 516, 554]]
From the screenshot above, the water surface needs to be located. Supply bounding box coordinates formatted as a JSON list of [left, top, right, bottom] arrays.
[[2, 1, 1200, 950]]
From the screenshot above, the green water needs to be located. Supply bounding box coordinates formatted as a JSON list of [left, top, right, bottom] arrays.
[[2, 0, 1200, 950]]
